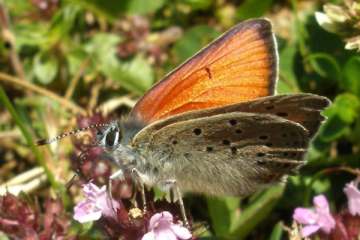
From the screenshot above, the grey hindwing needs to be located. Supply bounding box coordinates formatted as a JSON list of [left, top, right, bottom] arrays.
[[132, 111, 309, 197]]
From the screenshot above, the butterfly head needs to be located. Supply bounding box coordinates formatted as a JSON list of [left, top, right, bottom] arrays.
[[94, 119, 145, 170]]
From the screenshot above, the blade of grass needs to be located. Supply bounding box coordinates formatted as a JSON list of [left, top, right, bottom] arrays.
[[269, 221, 284, 240], [0, 72, 86, 115], [0, 86, 60, 191]]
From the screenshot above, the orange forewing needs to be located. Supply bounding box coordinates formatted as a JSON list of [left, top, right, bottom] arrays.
[[131, 19, 278, 124]]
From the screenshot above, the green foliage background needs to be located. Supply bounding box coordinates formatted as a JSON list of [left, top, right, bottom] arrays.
[[0, 0, 359, 239]]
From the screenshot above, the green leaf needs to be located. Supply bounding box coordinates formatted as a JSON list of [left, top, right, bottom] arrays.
[[3, 0, 34, 16], [318, 94, 360, 141], [85, 33, 121, 66], [343, 56, 360, 96], [73, 0, 166, 20], [105, 55, 154, 94], [229, 185, 284, 239], [14, 22, 50, 50], [85, 33, 153, 93], [85, 32, 120, 74], [72, 0, 126, 20], [236, 0, 274, 20], [15, 5, 81, 52], [305, 53, 341, 80], [173, 25, 219, 63], [66, 48, 88, 76], [349, 117, 360, 143], [183, 0, 213, 11], [319, 115, 349, 141], [33, 52, 59, 84], [207, 196, 240, 236], [125, 0, 166, 14], [323, 94, 360, 123], [311, 178, 331, 194]]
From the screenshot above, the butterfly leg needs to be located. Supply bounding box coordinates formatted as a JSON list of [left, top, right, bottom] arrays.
[[163, 179, 189, 227], [65, 173, 78, 190], [131, 168, 147, 213], [108, 169, 125, 213]]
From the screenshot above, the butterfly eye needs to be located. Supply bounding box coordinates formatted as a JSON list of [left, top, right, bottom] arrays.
[[105, 128, 121, 148]]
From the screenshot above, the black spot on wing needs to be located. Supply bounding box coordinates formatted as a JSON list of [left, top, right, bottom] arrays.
[[193, 128, 202, 135]]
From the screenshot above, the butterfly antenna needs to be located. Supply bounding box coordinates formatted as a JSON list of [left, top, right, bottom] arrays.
[[36, 123, 109, 146]]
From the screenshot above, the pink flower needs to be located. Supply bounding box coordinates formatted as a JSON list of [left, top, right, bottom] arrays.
[[73, 182, 120, 223], [293, 194, 336, 237], [344, 178, 360, 216], [142, 211, 192, 240]]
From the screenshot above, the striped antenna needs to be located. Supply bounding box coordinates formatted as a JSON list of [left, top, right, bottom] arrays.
[[36, 123, 109, 146]]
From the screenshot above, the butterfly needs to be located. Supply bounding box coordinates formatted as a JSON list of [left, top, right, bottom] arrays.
[[39, 18, 330, 225]]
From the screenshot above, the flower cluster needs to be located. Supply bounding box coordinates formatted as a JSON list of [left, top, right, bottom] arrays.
[[343, 178, 360, 216], [293, 195, 335, 237], [0, 194, 73, 239], [142, 211, 192, 240], [73, 182, 193, 240], [315, 0, 360, 51], [293, 178, 360, 239], [73, 182, 121, 223]]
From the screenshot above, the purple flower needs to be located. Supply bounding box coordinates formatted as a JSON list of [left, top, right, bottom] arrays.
[[73, 182, 120, 223], [344, 178, 360, 216], [142, 211, 192, 240], [293, 194, 336, 237]]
